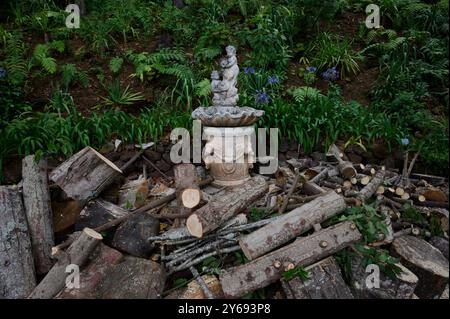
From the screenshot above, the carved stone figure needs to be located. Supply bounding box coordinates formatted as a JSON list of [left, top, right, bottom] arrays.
[[211, 45, 239, 107]]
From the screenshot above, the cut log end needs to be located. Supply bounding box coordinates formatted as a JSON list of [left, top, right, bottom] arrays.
[[186, 214, 203, 238], [83, 228, 103, 240], [181, 189, 201, 209]]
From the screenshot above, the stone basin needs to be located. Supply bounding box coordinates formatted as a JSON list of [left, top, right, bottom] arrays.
[[191, 106, 264, 127]]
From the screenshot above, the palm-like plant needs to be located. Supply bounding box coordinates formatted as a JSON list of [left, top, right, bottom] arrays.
[[101, 80, 145, 106]]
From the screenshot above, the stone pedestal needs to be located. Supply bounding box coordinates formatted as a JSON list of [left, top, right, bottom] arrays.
[[203, 126, 255, 187]]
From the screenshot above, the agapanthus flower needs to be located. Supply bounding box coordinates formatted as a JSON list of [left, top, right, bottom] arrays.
[[244, 66, 255, 75], [306, 66, 317, 73], [401, 137, 409, 146], [255, 90, 270, 104], [267, 75, 279, 85], [0, 67, 6, 79], [321, 66, 339, 82]]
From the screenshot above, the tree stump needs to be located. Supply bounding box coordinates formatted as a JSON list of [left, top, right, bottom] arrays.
[[0, 186, 37, 298], [392, 235, 449, 299]]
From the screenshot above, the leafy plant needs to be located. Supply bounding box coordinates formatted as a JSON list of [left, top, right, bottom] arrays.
[[282, 265, 309, 281], [308, 32, 361, 77], [33, 41, 65, 74], [101, 80, 145, 106], [109, 57, 124, 74], [60, 64, 89, 91]]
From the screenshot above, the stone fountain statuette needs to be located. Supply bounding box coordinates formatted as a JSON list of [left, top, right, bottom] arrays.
[[192, 45, 264, 127], [192, 45, 264, 186]]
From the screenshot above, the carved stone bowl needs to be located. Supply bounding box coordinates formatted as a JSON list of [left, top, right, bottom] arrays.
[[191, 106, 264, 127]]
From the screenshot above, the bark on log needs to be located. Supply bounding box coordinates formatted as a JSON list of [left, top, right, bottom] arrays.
[[303, 181, 327, 195], [240, 192, 346, 260], [111, 212, 160, 258], [28, 228, 102, 299], [281, 257, 354, 299], [97, 256, 165, 299], [350, 256, 418, 299], [49, 146, 122, 203], [429, 237, 449, 260], [357, 170, 385, 201], [392, 235, 449, 299], [174, 164, 201, 209], [55, 244, 123, 299], [52, 199, 84, 233], [22, 155, 55, 274], [219, 221, 362, 298], [0, 186, 37, 298], [186, 176, 268, 238]]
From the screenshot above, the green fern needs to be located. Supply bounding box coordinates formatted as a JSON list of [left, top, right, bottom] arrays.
[[3, 32, 29, 85], [33, 44, 57, 74], [109, 57, 124, 74], [289, 86, 323, 103]]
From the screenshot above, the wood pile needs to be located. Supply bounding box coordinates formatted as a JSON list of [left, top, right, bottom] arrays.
[[1, 143, 448, 299]]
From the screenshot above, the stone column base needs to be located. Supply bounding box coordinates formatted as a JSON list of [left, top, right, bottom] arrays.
[[203, 126, 255, 187]]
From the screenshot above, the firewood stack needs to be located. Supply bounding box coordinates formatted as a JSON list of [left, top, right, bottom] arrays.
[[0, 143, 448, 299]]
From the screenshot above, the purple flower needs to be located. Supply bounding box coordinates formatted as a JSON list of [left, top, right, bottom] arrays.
[[321, 67, 339, 82], [401, 138, 409, 146], [267, 75, 279, 85], [255, 90, 270, 104], [244, 67, 255, 75], [0, 67, 6, 79], [306, 66, 317, 73]]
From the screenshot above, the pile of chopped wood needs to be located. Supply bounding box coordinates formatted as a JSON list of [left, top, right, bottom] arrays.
[[1, 143, 448, 299]]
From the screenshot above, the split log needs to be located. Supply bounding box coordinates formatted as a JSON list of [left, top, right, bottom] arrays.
[[240, 192, 346, 260], [219, 221, 362, 298], [166, 275, 224, 299], [350, 256, 418, 299], [55, 244, 123, 299], [392, 235, 449, 299], [75, 199, 129, 231], [186, 176, 267, 238], [0, 186, 37, 298], [357, 170, 385, 201], [22, 155, 55, 274], [281, 257, 354, 299], [174, 164, 201, 209], [111, 213, 160, 258], [97, 256, 165, 299], [117, 176, 149, 209], [418, 187, 448, 203], [28, 228, 102, 299], [49, 146, 122, 203]]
